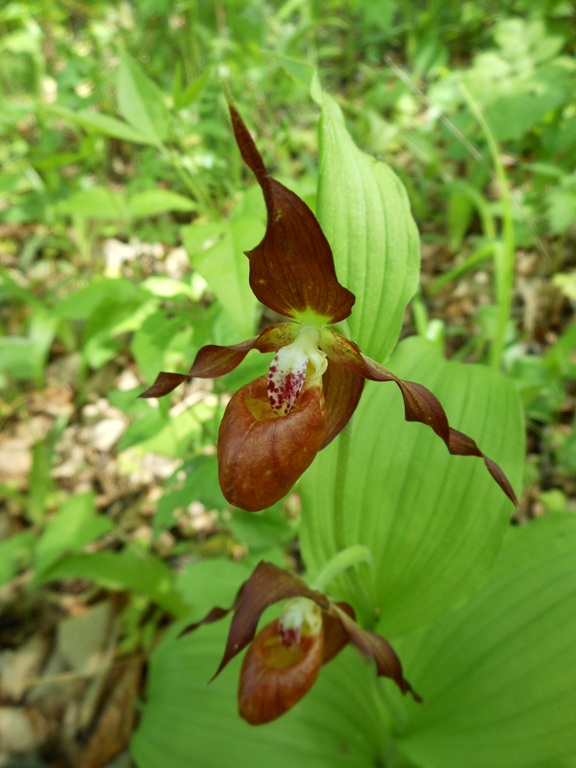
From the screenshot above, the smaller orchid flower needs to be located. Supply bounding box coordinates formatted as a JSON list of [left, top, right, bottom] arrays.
[[180, 561, 421, 725], [141, 104, 517, 512]]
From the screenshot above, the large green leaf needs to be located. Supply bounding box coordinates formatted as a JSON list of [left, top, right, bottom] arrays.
[[300, 337, 524, 638], [314, 89, 420, 363], [394, 514, 576, 768], [131, 617, 388, 768]]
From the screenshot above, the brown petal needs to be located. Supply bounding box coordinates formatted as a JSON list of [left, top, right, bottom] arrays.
[[178, 606, 232, 640], [213, 561, 330, 680], [448, 428, 518, 505], [139, 323, 298, 399], [321, 361, 365, 448], [217, 375, 327, 511], [139, 371, 191, 399], [319, 330, 450, 442], [319, 329, 517, 504], [321, 601, 354, 664], [139, 339, 258, 399], [229, 104, 355, 325], [332, 605, 422, 702], [238, 619, 324, 724]]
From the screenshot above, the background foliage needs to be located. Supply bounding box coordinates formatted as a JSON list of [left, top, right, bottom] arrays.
[[1, 1, 574, 767]]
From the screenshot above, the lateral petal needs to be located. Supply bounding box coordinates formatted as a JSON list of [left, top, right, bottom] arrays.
[[448, 428, 518, 505], [319, 329, 450, 442], [139, 323, 298, 398], [319, 329, 517, 504], [332, 604, 422, 702]]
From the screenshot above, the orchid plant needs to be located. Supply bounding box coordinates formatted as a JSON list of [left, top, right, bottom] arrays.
[[140, 102, 517, 724], [141, 105, 515, 513], [132, 93, 576, 768]]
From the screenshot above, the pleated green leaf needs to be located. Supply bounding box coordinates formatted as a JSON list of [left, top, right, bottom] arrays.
[[131, 618, 388, 768], [300, 337, 524, 638], [314, 90, 420, 363], [395, 514, 576, 768]]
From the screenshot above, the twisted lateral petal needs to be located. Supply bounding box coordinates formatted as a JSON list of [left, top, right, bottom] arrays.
[[229, 105, 355, 325], [333, 604, 422, 702], [186, 322, 299, 378], [139, 339, 258, 398], [138, 323, 298, 398], [138, 371, 191, 399], [319, 329, 450, 441], [319, 329, 518, 505], [448, 428, 518, 506], [217, 375, 327, 513]]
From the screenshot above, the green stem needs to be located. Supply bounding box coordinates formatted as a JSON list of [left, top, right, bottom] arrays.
[[158, 142, 217, 219], [333, 423, 351, 552], [312, 544, 373, 592], [460, 85, 515, 370], [327, 425, 376, 623]]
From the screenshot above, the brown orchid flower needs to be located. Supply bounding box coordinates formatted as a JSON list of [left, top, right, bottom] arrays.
[[140, 104, 517, 512], [180, 561, 422, 725]]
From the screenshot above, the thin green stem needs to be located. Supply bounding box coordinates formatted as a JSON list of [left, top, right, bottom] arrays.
[[158, 142, 217, 219], [333, 423, 352, 552], [460, 85, 515, 370], [311, 544, 373, 592], [328, 425, 376, 624]]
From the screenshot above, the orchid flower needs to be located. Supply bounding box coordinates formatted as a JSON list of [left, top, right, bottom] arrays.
[[180, 561, 421, 725], [140, 105, 517, 512]]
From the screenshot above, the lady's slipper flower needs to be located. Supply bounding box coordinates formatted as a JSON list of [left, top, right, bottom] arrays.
[[141, 105, 517, 512], [180, 561, 422, 725]]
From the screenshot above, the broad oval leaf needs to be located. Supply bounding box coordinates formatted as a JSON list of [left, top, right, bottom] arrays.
[[300, 337, 524, 637], [315, 91, 420, 364], [395, 514, 576, 768]]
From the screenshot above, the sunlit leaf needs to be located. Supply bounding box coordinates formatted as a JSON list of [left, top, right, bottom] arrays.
[[57, 186, 127, 220]]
